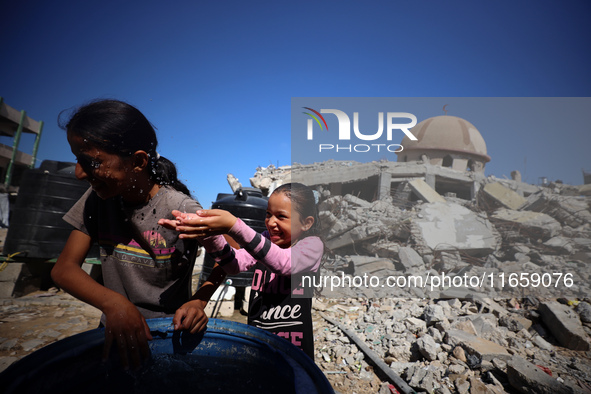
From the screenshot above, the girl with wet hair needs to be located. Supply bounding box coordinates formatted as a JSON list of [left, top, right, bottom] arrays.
[[51, 99, 202, 370]]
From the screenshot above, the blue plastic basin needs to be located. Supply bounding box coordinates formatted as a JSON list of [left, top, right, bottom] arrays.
[[0, 318, 333, 394]]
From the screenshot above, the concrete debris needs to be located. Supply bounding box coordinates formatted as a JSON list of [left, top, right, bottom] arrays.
[[490, 209, 562, 240], [249, 164, 291, 195], [524, 190, 591, 228], [507, 355, 577, 394], [539, 301, 590, 351], [287, 159, 591, 392], [412, 202, 499, 256], [226, 173, 242, 192], [408, 179, 446, 203], [314, 296, 591, 394], [482, 182, 528, 210], [398, 246, 425, 271]]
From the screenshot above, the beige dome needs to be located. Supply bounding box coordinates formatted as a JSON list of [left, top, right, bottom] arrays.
[[399, 115, 490, 162]]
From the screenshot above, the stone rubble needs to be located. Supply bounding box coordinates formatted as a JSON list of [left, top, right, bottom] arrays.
[[252, 163, 591, 393], [313, 296, 591, 393]]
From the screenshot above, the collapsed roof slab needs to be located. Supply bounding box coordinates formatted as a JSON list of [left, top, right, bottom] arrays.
[[482, 182, 528, 210], [412, 201, 499, 256], [490, 208, 561, 240], [292, 162, 380, 185], [408, 179, 446, 203]]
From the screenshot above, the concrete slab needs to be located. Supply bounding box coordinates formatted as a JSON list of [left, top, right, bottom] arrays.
[[413, 202, 499, 255], [398, 246, 425, 270], [507, 355, 576, 394], [444, 329, 511, 361], [579, 184, 591, 196], [482, 182, 527, 210], [325, 224, 382, 250], [408, 179, 446, 203], [539, 301, 590, 351], [491, 209, 561, 240]]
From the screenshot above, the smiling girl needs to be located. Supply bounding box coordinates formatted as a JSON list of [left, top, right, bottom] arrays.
[[159, 183, 324, 359]]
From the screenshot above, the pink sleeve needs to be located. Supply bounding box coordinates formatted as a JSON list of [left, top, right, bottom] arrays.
[[198, 234, 258, 275], [225, 219, 324, 276]]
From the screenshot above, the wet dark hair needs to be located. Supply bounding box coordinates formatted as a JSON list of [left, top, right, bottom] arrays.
[[272, 182, 320, 237], [59, 99, 191, 196]]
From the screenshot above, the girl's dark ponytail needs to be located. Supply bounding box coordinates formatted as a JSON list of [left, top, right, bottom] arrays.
[[150, 155, 192, 197], [61, 99, 192, 197]]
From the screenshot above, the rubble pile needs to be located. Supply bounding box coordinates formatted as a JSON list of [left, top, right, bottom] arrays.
[[249, 164, 291, 195], [250, 163, 591, 392], [313, 296, 591, 393], [314, 178, 591, 300]]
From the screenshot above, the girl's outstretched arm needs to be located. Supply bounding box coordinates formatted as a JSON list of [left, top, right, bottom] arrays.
[[158, 209, 237, 239], [51, 230, 152, 370], [160, 210, 323, 275], [220, 218, 323, 275]]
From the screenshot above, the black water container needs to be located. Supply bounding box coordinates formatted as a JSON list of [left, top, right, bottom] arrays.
[[200, 187, 268, 288], [4, 160, 99, 260]]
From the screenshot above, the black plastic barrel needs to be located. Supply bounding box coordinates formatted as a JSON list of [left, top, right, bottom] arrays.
[[200, 187, 268, 288], [4, 160, 98, 260]]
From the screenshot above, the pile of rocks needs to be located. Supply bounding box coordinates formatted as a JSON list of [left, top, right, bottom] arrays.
[[313, 178, 591, 302], [247, 163, 591, 392], [313, 296, 591, 393]]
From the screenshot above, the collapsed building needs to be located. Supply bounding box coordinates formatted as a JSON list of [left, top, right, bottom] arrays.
[[244, 113, 591, 392], [246, 113, 590, 300]]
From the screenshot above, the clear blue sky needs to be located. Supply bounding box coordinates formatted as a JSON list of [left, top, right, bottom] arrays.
[[2, 0, 590, 207]]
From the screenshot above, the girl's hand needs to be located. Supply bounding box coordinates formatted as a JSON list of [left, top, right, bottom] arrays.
[[158, 209, 237, 239], [173, 299, 209, 334], [102, 299, 153, 370]]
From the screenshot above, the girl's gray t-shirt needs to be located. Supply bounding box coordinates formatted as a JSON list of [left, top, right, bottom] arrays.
[[63, 186, 202, 319]]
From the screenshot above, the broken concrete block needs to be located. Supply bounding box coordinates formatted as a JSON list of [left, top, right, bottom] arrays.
[[539, 301, 590, 351], [349, 256, 396, 276], [575, 301, 591, 324], [450, 319, 478, 336], [452, 346, 467, 362], [423, 304, 447, 326], [507, 355, 576, 394], [397, 246, 425, 271], [343, 194, 371, 208], [499, 314, 533, 332], [417, 334, 439, 361], [366, 240, 401, 259], [413, 202, 499, 255], [325, 223, 382, 250], [491, 209, 561, 240], [482, 182, 528, 210], [524, 192, 591, 227], [444, 329, 511, 362], [318, 211, 338, 230], [578, 184, 591, 196], [408, 179, 446, 203], [532, 335, 554, 352], [542, 236, 574, 254]]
